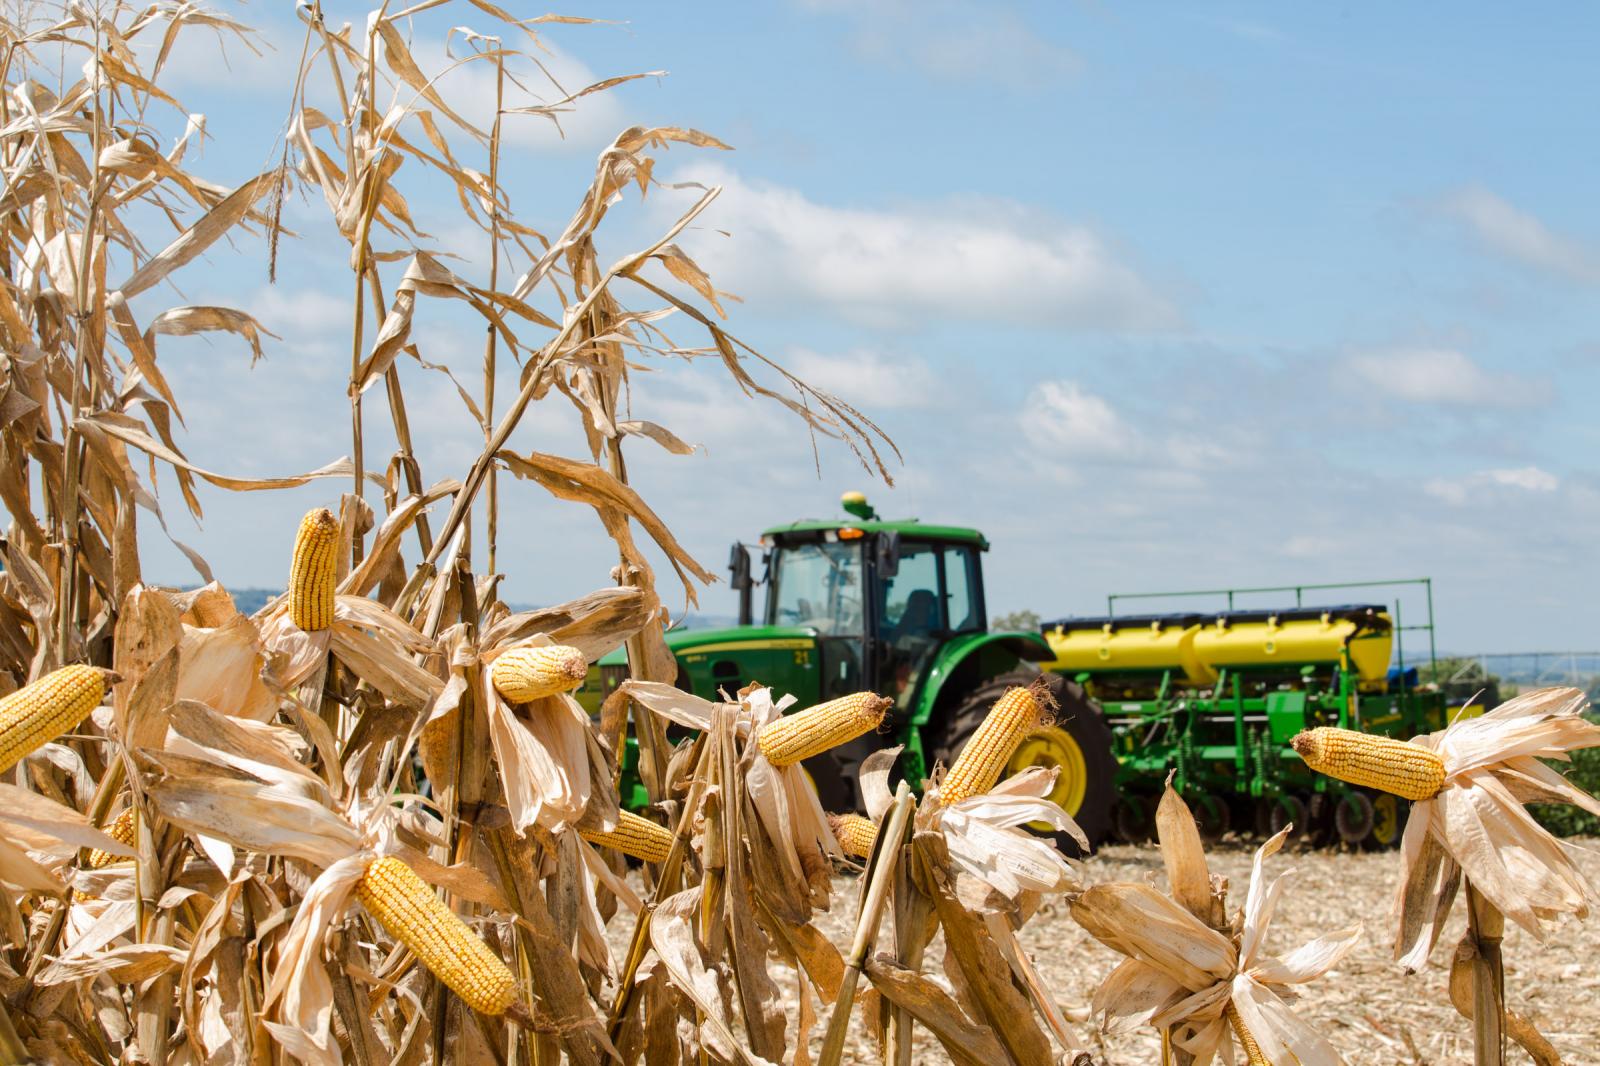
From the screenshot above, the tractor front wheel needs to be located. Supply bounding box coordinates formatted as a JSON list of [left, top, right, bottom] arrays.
[[928, 670, 1118, 855]]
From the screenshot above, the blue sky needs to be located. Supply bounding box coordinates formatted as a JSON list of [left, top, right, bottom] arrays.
[[121, 1, 1599, 652]]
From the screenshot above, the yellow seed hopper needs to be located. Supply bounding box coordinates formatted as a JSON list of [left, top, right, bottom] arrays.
[[1042, 604, 1394, 687]]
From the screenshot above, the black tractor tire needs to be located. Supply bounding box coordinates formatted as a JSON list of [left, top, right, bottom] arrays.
[[1366, 792, 1407, 850], [1334, 790, 1376, 846], [801, 732, 880, 814], [926, 669, 1118, 855], [1113, 794, 1157, 843], [1256, 793, 1308, 841], [1192, 793, 1231, 843]]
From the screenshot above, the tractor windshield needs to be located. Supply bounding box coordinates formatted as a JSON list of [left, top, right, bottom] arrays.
[[769, 541, 865, 635]]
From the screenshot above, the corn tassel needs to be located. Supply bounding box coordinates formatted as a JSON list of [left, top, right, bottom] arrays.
[[827, 812, 879, 859], [940, 682, 1053, 805], [87, 807, 137, 870], [578, 810, 673, 864], [756, 692, 891, 767], [1291, 727, 1445, 801], [0, 665, 111, 773], [356, 856, 517, 1016], [491, 645, 588, 703], [288, 508, 339, 632]]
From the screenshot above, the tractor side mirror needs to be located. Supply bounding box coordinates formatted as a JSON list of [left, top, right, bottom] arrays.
[[728, 542, 752, 589], [876, 531, 900, 579]]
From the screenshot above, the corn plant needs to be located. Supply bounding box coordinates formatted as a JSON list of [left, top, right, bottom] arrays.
[[0, 3, 901, 1062], [1073, 777, 1361, 1065], [1294, 688, 1600, 1065]]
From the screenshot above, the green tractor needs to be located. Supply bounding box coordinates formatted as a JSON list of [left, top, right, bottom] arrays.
[[588, 492, 1120, 849]]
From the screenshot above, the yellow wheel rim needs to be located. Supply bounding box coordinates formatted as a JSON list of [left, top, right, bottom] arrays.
[[1006, 725, 1088, 825], [1371, 793, 1400, 846]]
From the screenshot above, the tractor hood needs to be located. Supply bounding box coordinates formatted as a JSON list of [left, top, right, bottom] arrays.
[[595, 625, 818, 666]]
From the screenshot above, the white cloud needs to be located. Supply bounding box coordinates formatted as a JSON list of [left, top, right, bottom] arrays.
[[247, 286, 353, 341], [1220, 20, 1287, 43], [669, 164, 1177, 331], [1440, 187, 1600, 284], [1281, 535, 1341, 559], [1424, 466, 1559, 506], [785, 349, 938, 410], [1020, 380, 1135, 456], [1346, 347, 1548, 407], [799, 0, 1079, 91]]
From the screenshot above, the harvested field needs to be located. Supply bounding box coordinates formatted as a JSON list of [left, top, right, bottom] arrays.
[[765, 839, 1600, 1065]]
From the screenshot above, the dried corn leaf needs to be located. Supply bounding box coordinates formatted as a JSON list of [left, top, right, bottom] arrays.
[[146, 305, 278, 366], [115, 172, 275, 299], [863, 954, 1008, 1066]]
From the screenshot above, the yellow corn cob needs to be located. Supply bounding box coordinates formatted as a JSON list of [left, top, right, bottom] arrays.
[[1225, 1002, 1269, 1065], [755, 692, 892, 767], [0, 665, 110, 773], [288, 508, 339, 632], [356, 856, 517, 1016], [490, 645, 588, 704], [1290, 727, 1445, 801], [87, 807, 137, 869], [940, 682, 1052, 805], [578, 809, 674, 864], [827, 812, 879, 859]]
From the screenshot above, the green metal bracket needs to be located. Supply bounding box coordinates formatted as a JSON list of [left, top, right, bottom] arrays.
[[897, 723, 927, 792]]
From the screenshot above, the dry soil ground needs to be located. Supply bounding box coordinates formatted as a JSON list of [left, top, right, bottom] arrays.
[[784, 837, 1600, 1065]]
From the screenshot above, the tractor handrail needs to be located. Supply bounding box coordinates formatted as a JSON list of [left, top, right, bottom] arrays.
[[1106, 577, 1438, 673]]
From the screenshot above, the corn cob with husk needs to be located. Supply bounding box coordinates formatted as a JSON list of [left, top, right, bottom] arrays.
[[578, 809, 673, 864], [0, 664, 113, 774], [1290, 727, 1445, 801], [491, 644, 589, 703], [355, 856, 518, 1016], [755, 692, 891, 766], [287, 508, 339, 632], [827, 812, 879, 859], [1225, 1003, 1269, 1065], [86, 808, 137, 870], [940, 681, 1054, 804], [1294, 688, 1600, 1061]]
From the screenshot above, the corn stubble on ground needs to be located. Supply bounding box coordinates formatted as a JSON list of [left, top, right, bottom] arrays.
[[745, 840, 1600, 1066]]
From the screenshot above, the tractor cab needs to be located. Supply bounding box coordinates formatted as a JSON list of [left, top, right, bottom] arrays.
[[735, 493, 991, 716], [591, 493, 1113, 844]]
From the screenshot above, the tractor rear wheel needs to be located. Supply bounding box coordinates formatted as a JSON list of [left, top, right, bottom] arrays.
[[1367, 792, 1405, 850], [927, 669, 1118, 855]]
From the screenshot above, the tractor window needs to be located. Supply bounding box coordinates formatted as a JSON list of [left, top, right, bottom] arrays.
[[770, 541, 864, 635], [880, 542, 943, 636], [943, 545, 980, 633], [877, 540, 943, 708]]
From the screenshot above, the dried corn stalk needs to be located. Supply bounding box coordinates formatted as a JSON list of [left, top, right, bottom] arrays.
[[1296, 687, 1600, 1062], [1295, 688, 1600, 966], [1072, 779, 1360, 1065], [853, 725, 1093, 1065], [0, 4, 906, 1063]]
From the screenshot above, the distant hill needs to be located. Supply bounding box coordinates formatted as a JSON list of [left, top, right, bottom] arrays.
[[229, 587, 278, 614]]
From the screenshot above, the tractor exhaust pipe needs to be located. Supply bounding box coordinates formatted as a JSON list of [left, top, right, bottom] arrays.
[[729, 542, 754, 626]]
